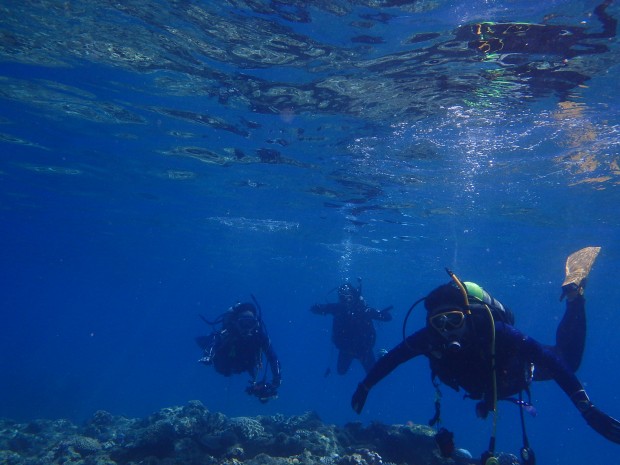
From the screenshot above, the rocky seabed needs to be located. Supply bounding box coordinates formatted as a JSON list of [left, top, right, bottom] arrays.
[[0, 400, 519, 465]]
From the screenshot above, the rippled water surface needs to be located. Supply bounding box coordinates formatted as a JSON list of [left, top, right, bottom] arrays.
[[1, 1, 620, 464]]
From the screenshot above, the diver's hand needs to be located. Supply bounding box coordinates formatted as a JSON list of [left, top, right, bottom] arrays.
[[246, 382, 278, 403], [258, 383, 278, 403], [351, 382, 370, 414], [582, 405, 620, 444]]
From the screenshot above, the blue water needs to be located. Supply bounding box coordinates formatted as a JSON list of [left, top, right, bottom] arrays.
[[1, 0, 620, 463]]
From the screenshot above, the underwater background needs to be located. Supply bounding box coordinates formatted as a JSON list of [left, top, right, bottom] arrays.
[[1, 0, 620, 464]]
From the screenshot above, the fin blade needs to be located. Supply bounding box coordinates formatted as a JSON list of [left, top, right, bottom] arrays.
[[562, 246, 601, 288]]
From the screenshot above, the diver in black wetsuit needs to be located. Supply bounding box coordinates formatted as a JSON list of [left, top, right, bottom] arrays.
[[352, 248, 620, 464], [197, 301, 281, 403], [311, 281, 392, 375]]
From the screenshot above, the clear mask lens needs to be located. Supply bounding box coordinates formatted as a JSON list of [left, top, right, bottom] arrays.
[[430, 310, 465, 332], [236, 316, 258, 333]]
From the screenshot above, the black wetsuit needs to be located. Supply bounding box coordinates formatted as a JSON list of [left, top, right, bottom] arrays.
[[353, 294, 620, 444], [312, 301, 391, 374], [366, 297, 585, 410], [199, 318, 281, 386]]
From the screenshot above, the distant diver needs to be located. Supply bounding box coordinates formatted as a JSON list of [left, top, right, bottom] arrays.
[[197, 297, 281, 403], [352, 247, 620, 464], [311, 278, 393, 375]]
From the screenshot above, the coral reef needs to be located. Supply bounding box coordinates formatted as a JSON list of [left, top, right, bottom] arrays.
[[0, 401, 519, 465]]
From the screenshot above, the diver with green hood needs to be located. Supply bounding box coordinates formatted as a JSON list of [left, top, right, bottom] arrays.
[[352, 247, 620, 464]]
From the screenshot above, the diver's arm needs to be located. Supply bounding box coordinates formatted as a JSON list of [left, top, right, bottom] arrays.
[[244, 329, 282, 403], [521, 333, 620, 444], [569, 388, 620, 444], [368, 305, 394, 322], [352, 329, 427, 413], [310, 303, 340, 315], [261, 325, 282, 388], [266, 346, 282, 388]]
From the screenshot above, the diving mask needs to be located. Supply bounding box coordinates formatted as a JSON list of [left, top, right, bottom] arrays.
[[235, 312, 259, 335], [429, 309, 467, 351], [430, 310, 465, 332]]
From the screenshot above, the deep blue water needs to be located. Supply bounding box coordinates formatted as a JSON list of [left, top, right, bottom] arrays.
[[1, 0, 620, 464]]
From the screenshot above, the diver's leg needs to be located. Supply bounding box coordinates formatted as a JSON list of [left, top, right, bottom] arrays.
[[555, 294, 586, 372], [337, 351, 354, 375], [360, 350, 377, 374], [555, 247, 598, 372]]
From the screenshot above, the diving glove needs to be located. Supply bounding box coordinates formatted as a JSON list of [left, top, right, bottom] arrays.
[[560, 246, 601, 301], [572, 389, 620, 444], [582, 405, 620, 444]]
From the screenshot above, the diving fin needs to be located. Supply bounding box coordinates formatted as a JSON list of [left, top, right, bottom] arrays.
[[560, 246, 601, 300]]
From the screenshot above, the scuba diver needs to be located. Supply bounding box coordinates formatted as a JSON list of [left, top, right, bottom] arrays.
[[196, 297, 281, 403], [311, 279, 393, 375], [351, 247, 620, 464]]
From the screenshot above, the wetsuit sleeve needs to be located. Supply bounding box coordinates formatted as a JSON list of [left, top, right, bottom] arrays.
[[367, 305, 393, 322], [495, 324, 582, 398], [364, 329, 426, 388], [352, 329, 428, 413], [511, 326, 620, 444], [310, 303, 340, 315]]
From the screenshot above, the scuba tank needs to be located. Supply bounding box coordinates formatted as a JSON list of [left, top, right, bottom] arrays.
[[462, 281, 514, 326]]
